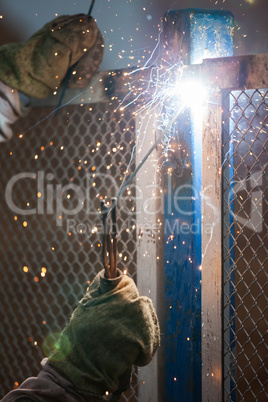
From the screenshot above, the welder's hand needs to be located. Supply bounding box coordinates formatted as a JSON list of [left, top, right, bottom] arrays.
[[0, 13, 103, 99]]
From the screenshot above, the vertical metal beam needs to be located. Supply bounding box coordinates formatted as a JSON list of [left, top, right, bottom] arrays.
[[162, 9, 233, 402], [135, 111, 165, 402], [201, 89, 223, 401], [222, 91, 237, 402], [164, 109, 198, 402]]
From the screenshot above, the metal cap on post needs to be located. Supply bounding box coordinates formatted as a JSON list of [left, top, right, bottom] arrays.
[[162, 9, 234, 65]]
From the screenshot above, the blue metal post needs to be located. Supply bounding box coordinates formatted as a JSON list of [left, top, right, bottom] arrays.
[[163, 9, 234, 401]]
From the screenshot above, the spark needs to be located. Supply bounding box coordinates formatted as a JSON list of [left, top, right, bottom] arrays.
[[116, 70, 207, 204], [19, 88, 96, 137]]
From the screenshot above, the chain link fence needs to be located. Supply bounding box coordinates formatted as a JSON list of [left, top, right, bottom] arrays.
[[222, 89, 268, 401], [0, 99, 138, 400]]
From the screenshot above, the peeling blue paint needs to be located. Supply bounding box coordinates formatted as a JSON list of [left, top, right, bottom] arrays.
[[164, 9, 234, 402]]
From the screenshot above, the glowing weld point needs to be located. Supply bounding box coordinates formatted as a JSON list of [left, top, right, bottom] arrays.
[[174, 79, 208, 108]]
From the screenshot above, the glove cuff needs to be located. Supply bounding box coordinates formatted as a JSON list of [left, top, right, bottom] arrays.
[[99, 269, 123, 294]]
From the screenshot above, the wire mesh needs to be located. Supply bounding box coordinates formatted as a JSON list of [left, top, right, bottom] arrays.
[[0, 99, 138, 400], [222, 89, 268, 401]]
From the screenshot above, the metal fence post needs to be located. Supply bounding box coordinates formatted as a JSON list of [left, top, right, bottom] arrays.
[[201, 88, 223, 401], [162, 9, 233, 402], [135, 110, 165, 402]]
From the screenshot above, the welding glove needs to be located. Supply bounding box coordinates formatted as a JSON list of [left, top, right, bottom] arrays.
[[0, 13, 104, 142], [48, 269, 160, 398]]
